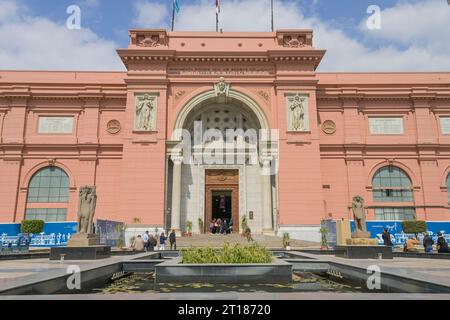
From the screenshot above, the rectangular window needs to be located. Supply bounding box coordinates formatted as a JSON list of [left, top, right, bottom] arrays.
[[369, 117, 404, 135], [25, 208, 67, 222], [372, 189, 413, 202], [440, 117, 450, 134], [374, 207, 415, 221], [38, 117, 74, 134]]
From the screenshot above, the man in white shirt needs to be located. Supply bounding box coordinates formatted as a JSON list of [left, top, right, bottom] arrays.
[[141, 231, 150, 252]]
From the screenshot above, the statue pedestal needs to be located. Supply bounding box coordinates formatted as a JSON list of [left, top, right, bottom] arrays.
[[50, 233, 111, 261], [346, 238, 379, 246], [351, 231, 371, 239], [50, 246, 111, 260], [335, 236, 393, 259], [67, 233, 100, 247]]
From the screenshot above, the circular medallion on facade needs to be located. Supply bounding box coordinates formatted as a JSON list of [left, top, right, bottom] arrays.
[[322, 120, 337, 135], [107, 120, 121, 134]]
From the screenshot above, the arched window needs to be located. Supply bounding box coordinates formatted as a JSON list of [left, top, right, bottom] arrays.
[[447, 174, 450, 203], [372, 165, 415, 221], [372, 166, 413, 202], [25, 167, 69, 222]]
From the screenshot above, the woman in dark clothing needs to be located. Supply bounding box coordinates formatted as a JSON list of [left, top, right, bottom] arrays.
[[437, 233, 450, 253], [423, 233, 434, 253], [382, 229, 393, 247]]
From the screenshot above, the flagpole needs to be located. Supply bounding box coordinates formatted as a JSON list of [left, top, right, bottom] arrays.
[[216, 2, 219, 32], [271, 0, 274, 32], [171, 1, 176, 31]]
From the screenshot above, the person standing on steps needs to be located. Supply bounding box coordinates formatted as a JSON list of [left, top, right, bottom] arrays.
[[159, 232, 167, 251], [169, 229, 177, 250], [141, 231, 150, 252]]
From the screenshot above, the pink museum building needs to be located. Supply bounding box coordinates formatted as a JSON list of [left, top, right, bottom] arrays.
[[1, 29, 450, 241]]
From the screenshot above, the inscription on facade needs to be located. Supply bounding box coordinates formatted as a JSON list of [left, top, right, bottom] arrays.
[[168, 66, 275, 76], [369, 117, 404, 135], [38, 117, 73, 134]]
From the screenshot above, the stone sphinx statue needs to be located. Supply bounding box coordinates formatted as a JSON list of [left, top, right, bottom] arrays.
[[351, 196, 370, 238], [77, 186, 97, 234]]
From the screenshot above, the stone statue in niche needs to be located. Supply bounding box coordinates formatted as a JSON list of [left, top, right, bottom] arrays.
[[214, 77, 230, 97], [288, 94, 307, 131], [77, 186, 97, 234], [136, 94, 156, 131]]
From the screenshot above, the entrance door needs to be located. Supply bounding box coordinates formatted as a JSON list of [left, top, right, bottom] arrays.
[[205, 170, 239, 233]]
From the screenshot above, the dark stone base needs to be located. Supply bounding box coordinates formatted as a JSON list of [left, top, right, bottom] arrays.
[[50, 246, 111, 260], [335, 245, 393, 259], [155, 258, 292, 284]]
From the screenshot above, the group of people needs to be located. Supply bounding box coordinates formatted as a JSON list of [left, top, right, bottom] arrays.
[[382, 229, 450, 253], [131, 230, 177, 252], [209, 218, 233, 234]]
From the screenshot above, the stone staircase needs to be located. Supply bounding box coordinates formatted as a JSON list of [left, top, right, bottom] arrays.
[[175, 234, 319, 249]]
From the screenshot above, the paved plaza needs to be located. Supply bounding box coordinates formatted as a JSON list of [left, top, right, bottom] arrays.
[[1, 248, 450, 299]]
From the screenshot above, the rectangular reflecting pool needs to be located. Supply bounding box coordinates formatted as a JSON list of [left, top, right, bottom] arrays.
[[71, 271, 385, 295]]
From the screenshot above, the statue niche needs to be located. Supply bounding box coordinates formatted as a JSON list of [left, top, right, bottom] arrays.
[[287, 94, 308, 132], [135, 94, 157, 131]]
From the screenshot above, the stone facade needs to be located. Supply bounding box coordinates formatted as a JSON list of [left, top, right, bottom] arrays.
[[1, 29, 450, 242]]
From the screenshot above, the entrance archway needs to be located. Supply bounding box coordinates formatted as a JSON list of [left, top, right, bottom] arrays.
[[167, 89, 275, 235]]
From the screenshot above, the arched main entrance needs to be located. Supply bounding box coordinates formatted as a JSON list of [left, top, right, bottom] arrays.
[[167, 89, 277, 235]]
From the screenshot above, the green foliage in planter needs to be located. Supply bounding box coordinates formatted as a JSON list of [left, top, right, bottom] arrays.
[[319, 222, 328, 247], [181, 243, 273, 264], [402, 220, 427, 235], [21, 220, 44, 234], [186, 220, 193, 233], [282, 233, 290, 248]]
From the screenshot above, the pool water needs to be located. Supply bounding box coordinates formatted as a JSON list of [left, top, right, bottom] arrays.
[[82, 272, 369, 294]]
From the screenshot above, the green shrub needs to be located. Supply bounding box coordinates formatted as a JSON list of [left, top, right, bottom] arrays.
[[21, 220, 44, 234], [282, 233, 290, 248], [402, 220, 426, 235], [181, 243, 273, 264]]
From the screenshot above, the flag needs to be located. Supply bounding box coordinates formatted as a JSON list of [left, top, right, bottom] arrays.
[[174, 0, 180, 14], [216, 0, 221, 14]]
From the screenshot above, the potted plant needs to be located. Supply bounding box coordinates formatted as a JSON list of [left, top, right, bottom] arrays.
[[283, 233, 291, 250], [319, 224, 329, 250], [198, 218, 204, 234], [184, 221, 193, 237]]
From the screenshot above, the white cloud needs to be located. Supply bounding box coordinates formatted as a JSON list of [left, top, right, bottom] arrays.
[[132, 1, 169, 28], [0, 0, 124, 71], [360, 0, 450, 52], [133, 0, 450, 72]]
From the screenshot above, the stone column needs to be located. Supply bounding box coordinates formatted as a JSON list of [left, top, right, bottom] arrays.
[[262, 157, 273, 232], [170, 155, 183, 234]]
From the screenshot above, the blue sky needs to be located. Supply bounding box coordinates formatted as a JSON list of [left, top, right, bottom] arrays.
[[0, 0, 449, 71]]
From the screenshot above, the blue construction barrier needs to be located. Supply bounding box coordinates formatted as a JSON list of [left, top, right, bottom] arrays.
[[350, 220, 450, 245]]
